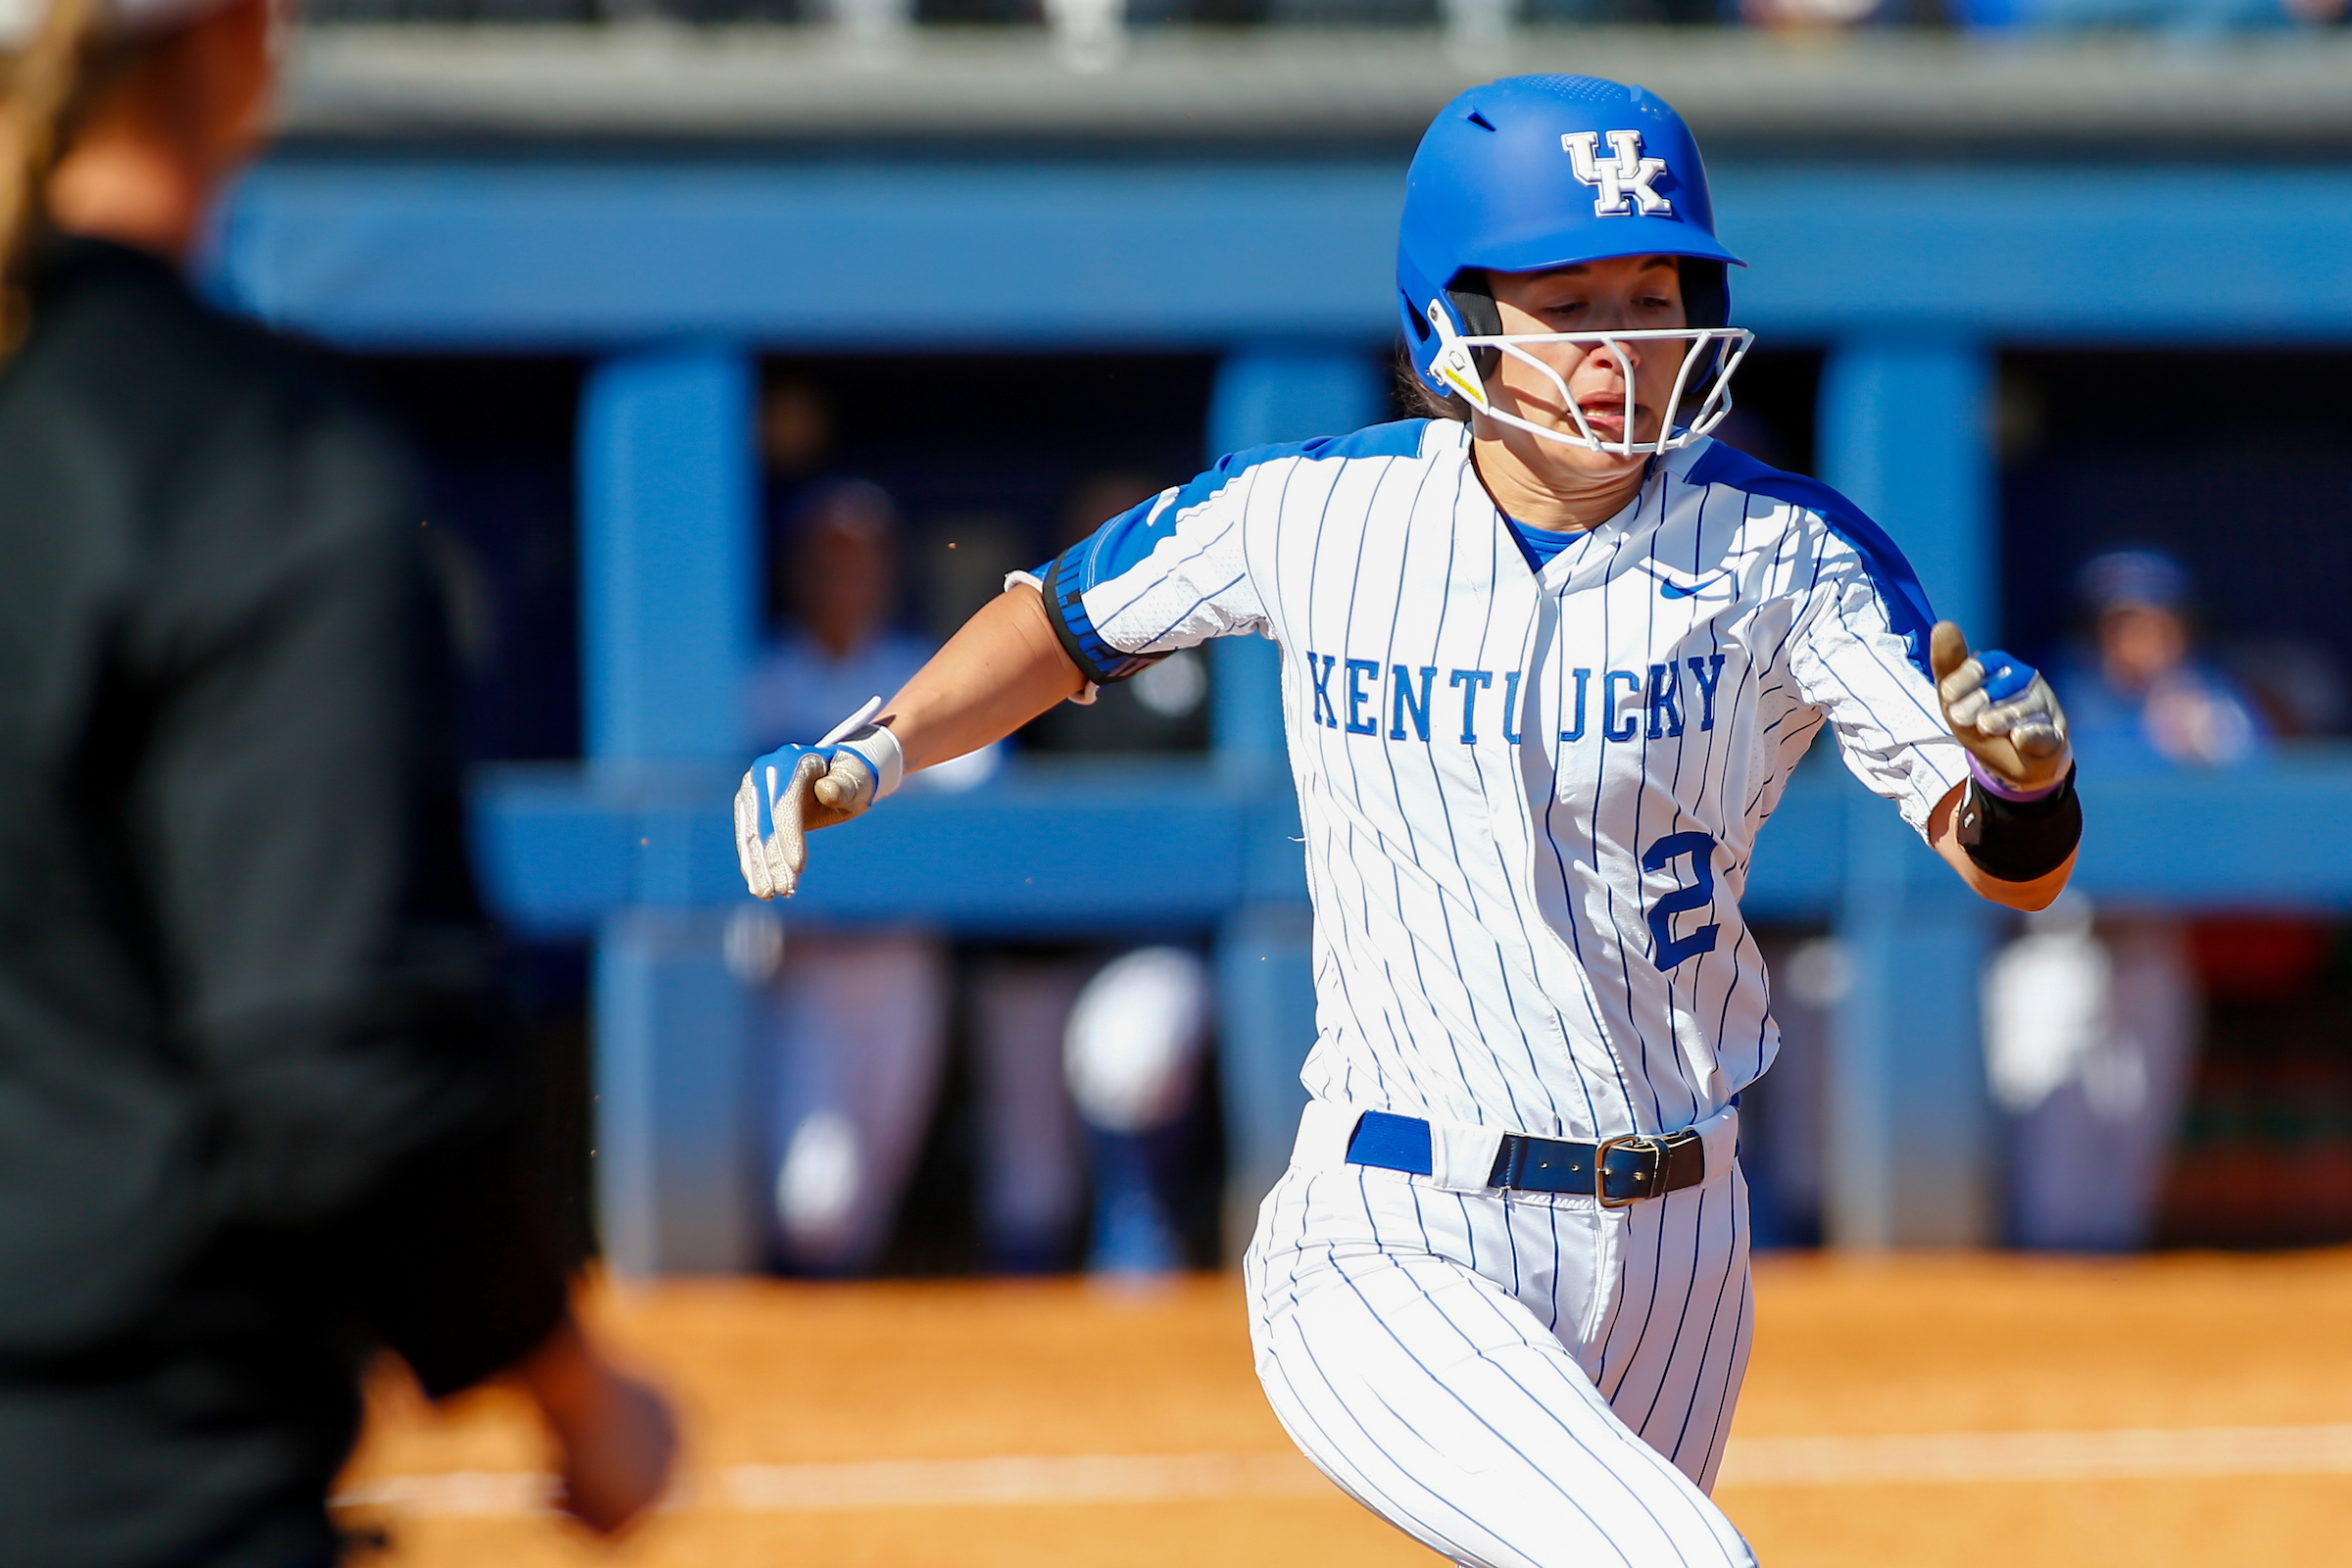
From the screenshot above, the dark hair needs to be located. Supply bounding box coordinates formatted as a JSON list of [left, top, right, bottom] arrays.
[[1394, 339, 1472, 425]]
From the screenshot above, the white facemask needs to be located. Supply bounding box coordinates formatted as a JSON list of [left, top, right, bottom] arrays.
[[1422, 299, 1755, 459]]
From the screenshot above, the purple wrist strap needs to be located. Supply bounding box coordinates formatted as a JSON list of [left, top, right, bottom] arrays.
[[1970, 753, 2064, 804]]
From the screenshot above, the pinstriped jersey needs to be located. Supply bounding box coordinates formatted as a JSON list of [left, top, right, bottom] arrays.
[[1037, 418, 1970, 1142]]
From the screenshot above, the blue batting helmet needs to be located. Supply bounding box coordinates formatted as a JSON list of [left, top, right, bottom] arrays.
[[1397, 74, 1744, 399]]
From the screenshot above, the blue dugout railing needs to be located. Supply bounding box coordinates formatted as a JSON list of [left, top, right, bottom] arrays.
[[212, 152, 2352, 1269]]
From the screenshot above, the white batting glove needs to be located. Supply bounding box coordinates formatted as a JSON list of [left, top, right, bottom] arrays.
[[1929, 621, 2072, 797], [733, 704, 904, 900]]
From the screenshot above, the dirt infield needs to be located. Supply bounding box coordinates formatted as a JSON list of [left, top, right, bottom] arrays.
[[339, 1250, 2352, 1566]]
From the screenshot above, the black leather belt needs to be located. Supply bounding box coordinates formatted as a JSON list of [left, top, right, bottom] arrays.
[[1346, 1110, 1708, 1207]]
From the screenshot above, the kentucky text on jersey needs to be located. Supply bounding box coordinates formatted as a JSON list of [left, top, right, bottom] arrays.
[[1032, 418, 1969, 1146], [1300, 653, 1730, 743]]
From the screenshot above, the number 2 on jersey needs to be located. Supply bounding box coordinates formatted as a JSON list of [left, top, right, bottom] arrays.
[[1642, 831, 1721, 972]]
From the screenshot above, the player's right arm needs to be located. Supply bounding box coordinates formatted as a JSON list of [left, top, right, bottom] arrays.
[[885, 581, 1085, 773], [737, 458, 1270, 899], [733, 583, 1080, 899]]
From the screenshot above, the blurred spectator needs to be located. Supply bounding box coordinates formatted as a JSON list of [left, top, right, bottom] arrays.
[[1985, 895, 2196, 1250], [746, 479, 980, 776], [1011, 475, 1224, 1276], [2056, 548, 2270, 774], [967, 956, 1090, 1271], [1064, 948, 1214, 1274], [748, 479, 1080, 1272], [944, 479, 1224, 1278], [0, 0, 673, 1557], [1985, 548, 2268, 1250]]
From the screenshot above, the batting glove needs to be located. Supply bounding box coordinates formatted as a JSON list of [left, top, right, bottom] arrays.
[[733, 702, 904, 900], [1929, 621, 2073, 798]]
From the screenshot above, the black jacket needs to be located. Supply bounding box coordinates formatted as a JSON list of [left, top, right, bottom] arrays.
[[0, 238, 566, 1568]]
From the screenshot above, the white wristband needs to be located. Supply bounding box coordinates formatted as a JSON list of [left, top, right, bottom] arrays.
[[838, 723, 905, 800]]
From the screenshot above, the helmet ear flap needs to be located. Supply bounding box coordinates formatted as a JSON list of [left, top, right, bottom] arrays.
[[1670, 258, 1734, 427], [1446, 276, 1502, 379], [1678, 259, 1729, 330]]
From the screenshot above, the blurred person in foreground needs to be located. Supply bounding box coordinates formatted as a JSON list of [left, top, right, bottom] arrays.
[[0, 0, 673, 1560], [1985, 549, 2267, 1250]]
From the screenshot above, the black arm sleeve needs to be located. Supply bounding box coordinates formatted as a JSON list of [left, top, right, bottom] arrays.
[[1039, 552, 1166, 686], [1955, 764, 2082, 884]]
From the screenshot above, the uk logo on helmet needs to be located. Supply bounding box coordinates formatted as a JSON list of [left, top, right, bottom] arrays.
[[1561, 130, 1672, 219]]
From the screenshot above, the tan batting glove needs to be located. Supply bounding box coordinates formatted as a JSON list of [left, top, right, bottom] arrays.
[[732, 719, 903, 900], [1929, 620, 2073, 797]]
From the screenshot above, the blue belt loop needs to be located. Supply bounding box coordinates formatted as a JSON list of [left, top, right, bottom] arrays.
[[1345, 1110, 1434, 1177]]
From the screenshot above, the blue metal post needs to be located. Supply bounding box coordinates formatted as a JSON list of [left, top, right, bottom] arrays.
[[578, 344, 760, 1273], [1207, 344, 1382, 1255], [1816, 334, 1998, 1248], [580, 345, 757, 766]]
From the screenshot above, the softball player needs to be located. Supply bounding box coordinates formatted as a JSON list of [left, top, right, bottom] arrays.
[[736, 74, 2082, 1568]]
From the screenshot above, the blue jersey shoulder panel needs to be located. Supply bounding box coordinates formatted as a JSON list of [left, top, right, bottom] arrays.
[[1039, 419, 1433, 593], [1684, 440, 1939, 680], [1034, 420, 1431, 686]]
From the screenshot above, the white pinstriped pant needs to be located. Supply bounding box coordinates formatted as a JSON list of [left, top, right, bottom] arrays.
[[1245, 1102, 1757, 1568]]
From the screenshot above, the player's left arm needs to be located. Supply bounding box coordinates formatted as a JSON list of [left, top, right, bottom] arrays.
[[1926, 783, 2076, 910], [1923, 620, 2080, 912]]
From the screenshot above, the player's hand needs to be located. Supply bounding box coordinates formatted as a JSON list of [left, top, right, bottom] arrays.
[[733, 714, 903, 900], [513, 1314, 678, 1536], [1930, 621, 2072, 796]]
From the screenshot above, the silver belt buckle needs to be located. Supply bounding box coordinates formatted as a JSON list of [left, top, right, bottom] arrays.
[[1592, 1133, 1660, 1209]]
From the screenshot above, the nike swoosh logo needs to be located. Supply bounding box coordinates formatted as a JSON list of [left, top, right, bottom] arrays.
[[1659, 572, 1732, 600]]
